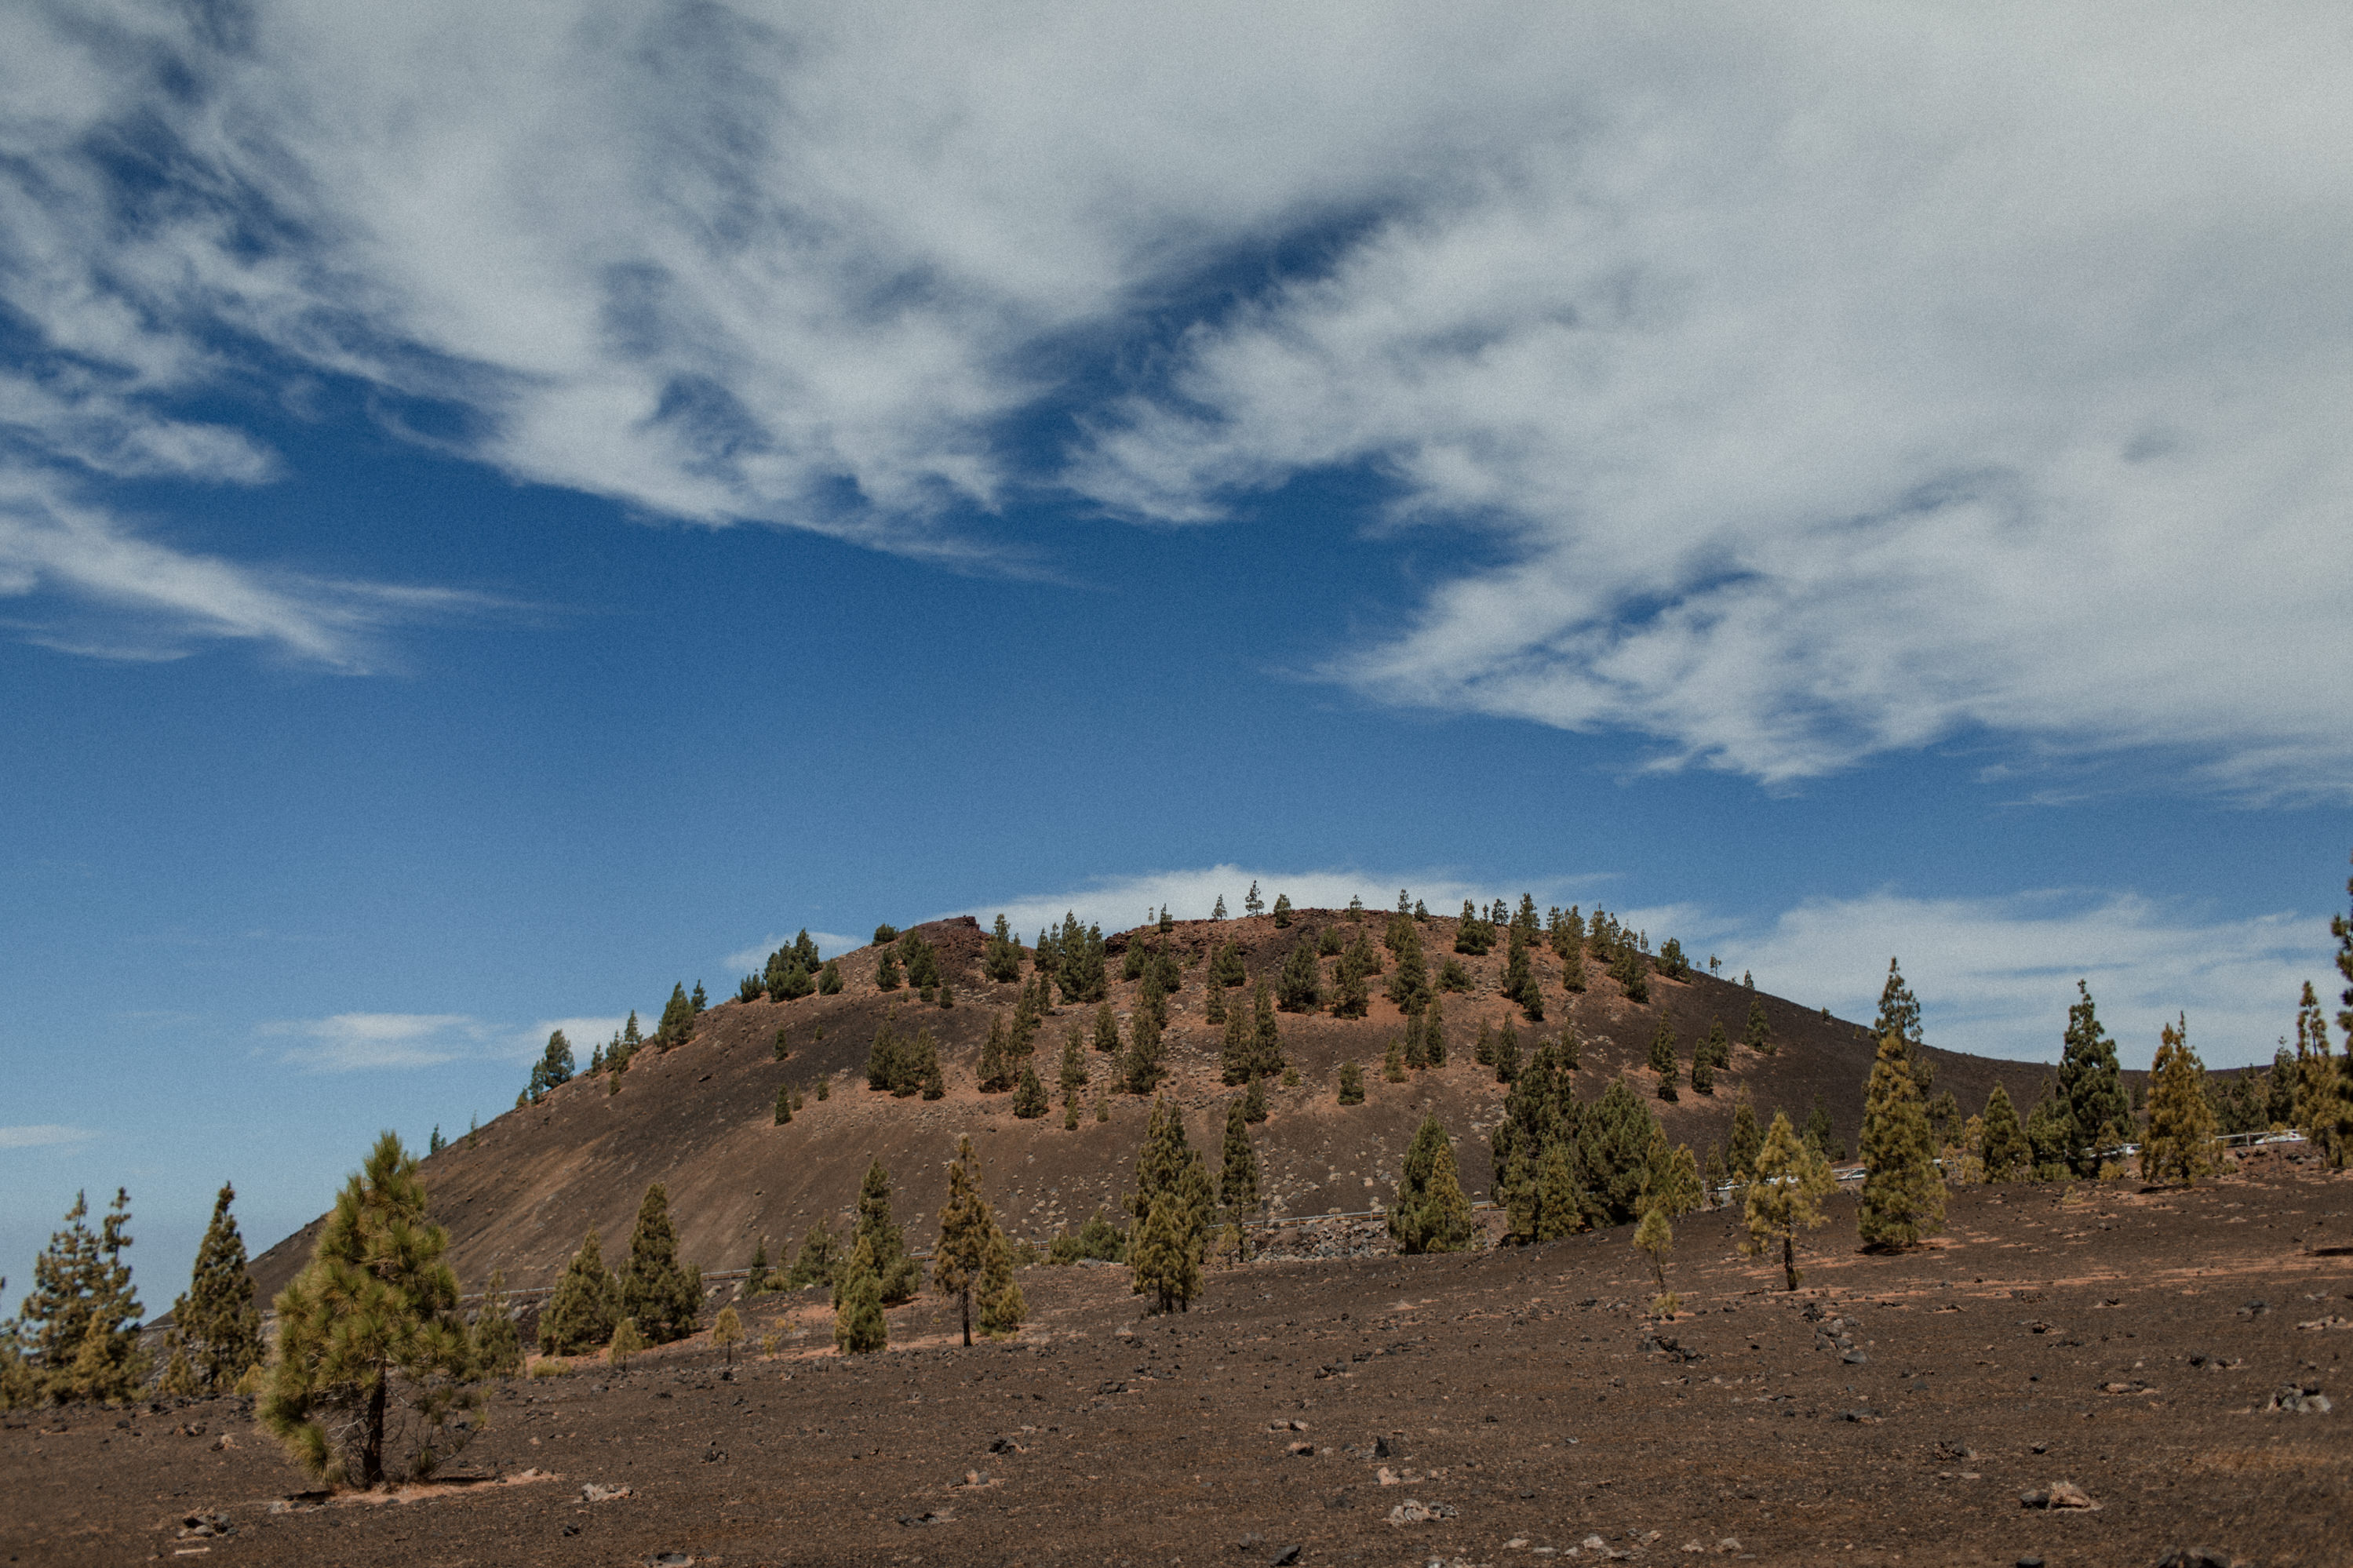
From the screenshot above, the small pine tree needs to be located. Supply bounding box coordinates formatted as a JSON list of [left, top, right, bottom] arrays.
[[1244, 881, 1265, 917], [785, 1221, 837, 1290], [1014, 1066, 1049, 1119], [834, 1236, 887, 1352], [1251, 980, 1285, 1077], [1212, 894, 1227, 920], [1058, 1026, 1088, 1098], [1743, 998, 1773, 1056], [1610, 943, 1651, 1004], [1743, 1111, 1835, 1290], [2142, 1014, 2218, 1184], [933, 1137, 995, 1345], [978, 1225, 1027, 1337], [1728, 1099, 1763, 1181], [1474, 1020, 1495, 1067], [1634, 1137, 1702, 1314], [876, 948, 903, 991], [1383, 1039, 1407, 1082], [13, 1188, 146, 1405], [1386, 917, 1431, 1014], [1690, 1054, 1714, 1096], [619, 1184, 703, 1345], [711, 1304, 742, 1366], [819, 959, 843, 994], [1979, 1082, 2029, 1181], [526, 1029, 575, 1102], [473, 1270, 523, 1378], [1122, 1010, 1166, 1095], [1126, 1098, 1211, 1312], [1857, 1033, 1945, 1249], [851, 1161, 923, 1305], [2295, 980, 2349, 1166], [1648, 1020, 1679, 1101], [1337, 1060, 1366, 1104], [1389, 1115, 1475, 1253], [1242, 1076, 1269, 1124], [1277, 939, 1322, 1012], [2056, 980, 2133, 1174], [1492, 1022, 1521, 1085], [1219, 1099, 1260, 1258], [262, 1136, 477, 1485], [173, 1182, 263, 1394], [655, 983, 696, 1050], [775, 1082, 794, 1124], [1092, 1004, 1121, 1055], [539, 1228, 617, 1353], [745, 1236, 770, 1291], [606, 1315, 646, 1371]]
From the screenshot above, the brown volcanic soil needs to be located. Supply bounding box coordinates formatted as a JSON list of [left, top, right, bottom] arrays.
[[246, 912, 2045, 1306], [9, 1155, 2352, 1566]]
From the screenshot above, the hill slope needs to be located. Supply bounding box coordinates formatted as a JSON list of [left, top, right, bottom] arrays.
[[249, 909, 2036, 1299]]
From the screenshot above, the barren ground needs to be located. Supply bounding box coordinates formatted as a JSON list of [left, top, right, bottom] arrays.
[[9, 1156, 2349, 1568]]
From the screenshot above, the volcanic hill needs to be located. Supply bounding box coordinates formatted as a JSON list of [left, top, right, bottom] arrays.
[[248, 908, 2035, 1301]]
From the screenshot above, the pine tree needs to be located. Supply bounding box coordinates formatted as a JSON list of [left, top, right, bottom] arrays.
[[1979, 1083, 2029, 1181], [2142, 1014, 2219, 1184], [984, 913, 1025, 983], [1422, 996, 1448, 1067], [711, 1304, 743, 1367], [1581, 1077, 1660, 1226], [1242, 1076, 1269, 1124], [1092, 1003, 1122, 1055], [1728, 1100, 1763, 1181], [1858, 1032, 1944, 1248], [539, 1228, 617, 1353], [912, 1027, 945, 1100], [1252, 980, 1285, 1077], [1634, 1135, 1703, 1313], [837, 1231, 889, 1354], [1610, 942, 1651, 1004], [13, 1188, 145, 1405], [1122, 1009, 1166, 1095], [1648, 1019, 1679, 1101], [1337, 1060, 1365, 1104], [785, 1221, 837, 1290], [1204, 978, 1227, 1024], [1127, 1098, 1211, 1312], [527, 1029, 576, 1102], [1271, 892, 1293, 927], [852, 1161, 923, 1305], [1532, 1140, 1586, 1242], [819, 958, 843, 994], [1058, 1027, 1089, 1099], [2295, 980, 2349, 1166], [1743, 998, 1774, 1055], [1014, 1066, 1049, 1119], [1502, 924, 1543, 1021], [1474, 1019, 1495, 1067], [1386, 916, 1431, 1014], [262, 1135, 477, 1485], [774, 1082, 794, 1124], [746, 1236, 771, 1292], [1743, 1111, 1835, 1290], [978, 1015, 1013, 1093], [1382, 1039, 1408, 1082], [876, 948, 903, 991], [619, 1184, 702, 1344], [1277, 939, 1322, 1012], [1492, 1020, 1521, 1085], [606, 1316, 646, 1372], [473, 1270, 523, 1377], [172, 1182, 262, 1394], [1871, 957, 1932, 1097], [1389, 1116, 1475, 1253], [933, 1136, 995, 1346], [2056, 980, 2133, 1174], [1220, 1099, 1260, 1258], [654, 982, 695, 1049], [1690, 1054, 1714, 1096], [978, 1225, 1027, 1337]]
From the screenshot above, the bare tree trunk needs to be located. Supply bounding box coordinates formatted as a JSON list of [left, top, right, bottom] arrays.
[[361, 1372, 388, 1486], [960, 1286, 971, 1348]]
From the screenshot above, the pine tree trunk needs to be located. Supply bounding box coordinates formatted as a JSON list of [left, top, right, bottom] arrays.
[[1780, 1231, 1798, 1293], [361, 1371, 388, 1486], [960, 1286, 971, 1348]]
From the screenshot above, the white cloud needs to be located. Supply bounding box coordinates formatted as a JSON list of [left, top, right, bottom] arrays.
[[267, 1012, 484, 1072], [0, 1124, 97, 1150], [1, 2, 2344, 784], [1721, 890, 2323, 1069]]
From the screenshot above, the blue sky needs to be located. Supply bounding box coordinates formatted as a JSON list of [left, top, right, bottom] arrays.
[[2, 2, 2348, 1312]]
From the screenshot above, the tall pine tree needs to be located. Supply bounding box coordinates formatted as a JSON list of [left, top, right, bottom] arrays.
[[2056, 980, 2132, 1174], [539, 1228, 616, 1353], [1978, 1083, 2029, 1182], [618, 1183, 702, 1344], [1858, 1032, 1944, 1249], [1389, 1116, 1475, 1253], [1743, 1111, 1834, 1290], [2142, 1015, 2218, 1184], [171, 1183, 263, 1394]]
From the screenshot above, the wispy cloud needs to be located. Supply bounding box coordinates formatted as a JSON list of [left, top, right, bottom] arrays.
[[2, 3, 2344, 783], [265, 1013, 486, 1072], [1714, 890, 2322, 1070], [0, 1124, 97, 1151]]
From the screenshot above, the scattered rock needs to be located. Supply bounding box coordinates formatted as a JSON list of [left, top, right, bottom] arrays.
[[701, 1443, 726, 1462], [1372, 1435, 1393, 1458], [2019, 1481, 2100, 1510], [581, 1483, 632, 1502], [1377, 1466, 1403, 1486], [1386, 1498, 1456, 1525], [209, 1434, 238, 1451], [2237, 1301, 2270, 1318], [1287, 1441, 1316, 1456], [1936, 1440, 1976, 1461], [2153, 1550, 2235, 1568], [644, 1555, 693, 1567], [1269, 1547, 1301, 1566], [2263, 1383, 2332, 1414], [1838, 1407, 1882, 1424], [2296, 1315, 2349, 1331], [897, 1510, 954, 1526], [176, 1511, 233, 1540]]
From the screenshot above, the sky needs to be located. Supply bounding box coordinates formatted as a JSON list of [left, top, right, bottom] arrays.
[[2, 1, 2349, 1315]]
